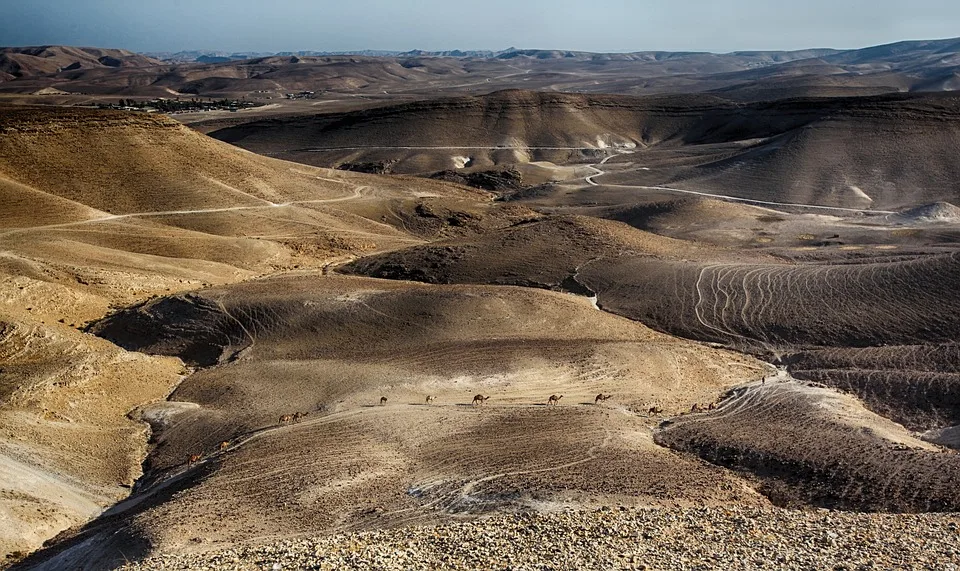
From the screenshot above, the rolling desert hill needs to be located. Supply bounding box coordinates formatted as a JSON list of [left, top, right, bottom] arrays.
[[341, 206, 960, 459], [209, 89, 960, 210], [0, 106, 530, 563], [656, 377, 960, 512], [343, 217, 960, 353], [19, 275, 773, 569], [0, 47, 160, 82], [3, 40, 960, 570]]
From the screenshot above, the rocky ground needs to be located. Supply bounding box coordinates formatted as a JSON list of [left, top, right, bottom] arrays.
[[121, 506, 960, 570]]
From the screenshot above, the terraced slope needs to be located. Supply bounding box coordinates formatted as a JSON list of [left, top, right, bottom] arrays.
[[344, 224, 960, 354], [577, 252, 960, 352]]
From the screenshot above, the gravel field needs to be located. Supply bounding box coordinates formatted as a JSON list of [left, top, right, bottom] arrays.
[[122, 506, 960, 570]]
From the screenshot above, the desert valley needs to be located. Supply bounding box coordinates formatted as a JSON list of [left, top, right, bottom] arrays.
[[1, 32, 960, 570]]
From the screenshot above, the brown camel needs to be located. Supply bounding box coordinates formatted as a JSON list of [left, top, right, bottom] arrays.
[[547, 394, 563, 406], [648, 406, 663, 415], [218, 441, 230, 451], [379, 396, 387, 406], [188, 454, 202, 465], [472, 394, 490, 406], [595, 393, 612, 404], [279, 414, 294, 424], [425, 395, 435, 404], [293, 411, 308, 423]]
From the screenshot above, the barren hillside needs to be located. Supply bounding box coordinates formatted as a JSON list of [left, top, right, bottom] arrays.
[[209, 90, 960, 210], [25, 276, 767, 569], [0, 107, 518, 562], [3, 56, 960, 569], [0, 46, 159, 81]]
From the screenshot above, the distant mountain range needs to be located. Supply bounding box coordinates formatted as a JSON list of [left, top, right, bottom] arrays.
[[143, 48, 527, 62], [143, 46, 839, 63], [142, 39, 960, 65], [2, 38, 959, 101], [0, 46, 160, 81]]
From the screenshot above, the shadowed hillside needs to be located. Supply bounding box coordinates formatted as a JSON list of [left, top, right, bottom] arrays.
[[0, 107, 518, 562], [0, 46, 159, 82], [209, 90, 960, 210], [344, 222, 960, 356], [25, 275, 767, 569]]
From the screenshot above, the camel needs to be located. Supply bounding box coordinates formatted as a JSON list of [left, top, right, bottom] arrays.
[[595, 393, 612, 404], [708, 402, 717, 411], [690, 403, 704, 413], [279, 414, 294, 424], [188, 454, 202, 465], [218, 441, 230, 451], [648, 406, 663, 415], [547, 394, 563, 406], [425, 395, 435, 405], [293, 411, 308, 423], [472, 394, 490, 406], [379, 396, 387, 406]]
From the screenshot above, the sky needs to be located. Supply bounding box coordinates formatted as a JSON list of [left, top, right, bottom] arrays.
[[2, 0, 959, 54]]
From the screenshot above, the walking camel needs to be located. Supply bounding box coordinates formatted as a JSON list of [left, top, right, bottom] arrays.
[[380, 396, 388, 406], [278, 413, 294, 425], [472, 394, 490, 406], [595, 393, 612, 404], [425, 395, 435, 404], [547, 394, 563, 406]]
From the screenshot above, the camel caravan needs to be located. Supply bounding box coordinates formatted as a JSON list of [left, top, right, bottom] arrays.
[[184, 390, 724, 469], [689, 401, 718, 413], [279, 411, 309, 424], [360, 393, 617, 408]]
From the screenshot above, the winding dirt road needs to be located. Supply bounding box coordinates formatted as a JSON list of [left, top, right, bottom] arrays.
[[581, 150, 895, 215]]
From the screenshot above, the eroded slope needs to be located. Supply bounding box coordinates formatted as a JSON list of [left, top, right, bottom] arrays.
[[25, 275, 767, 569]]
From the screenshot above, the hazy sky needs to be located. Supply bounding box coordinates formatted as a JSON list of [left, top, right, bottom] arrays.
[[2, 0, 959, 53]]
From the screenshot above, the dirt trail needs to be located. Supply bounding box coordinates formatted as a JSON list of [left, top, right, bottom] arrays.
[[0, 181, 368, 238], [578, 148, 894, 214]]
